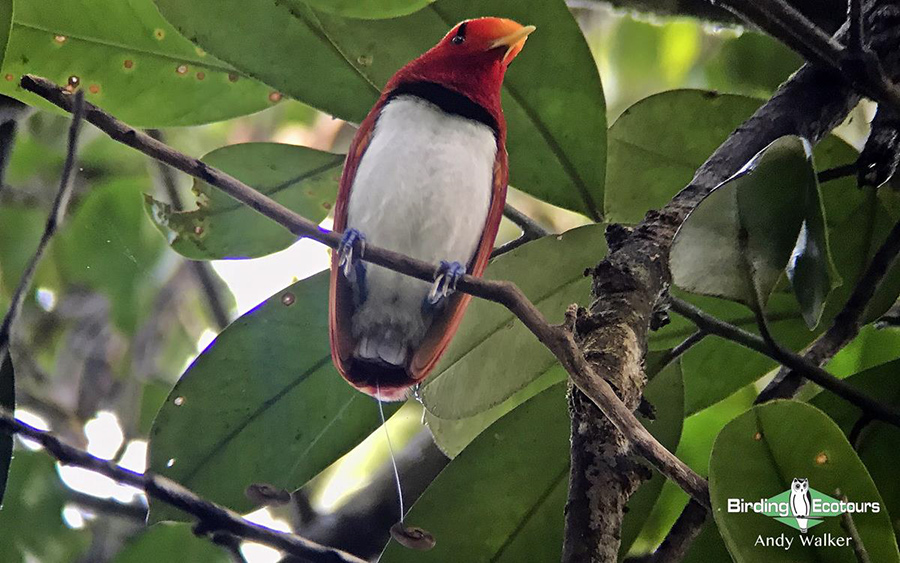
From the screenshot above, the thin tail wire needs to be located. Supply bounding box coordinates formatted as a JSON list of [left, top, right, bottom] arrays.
[[376, 383, 405, 523]]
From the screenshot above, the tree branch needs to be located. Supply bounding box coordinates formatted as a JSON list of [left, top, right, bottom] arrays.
[[668, 297, 900, 426], [0, 91, 84, 347], [0, 408, 366, 563], [718, 0, 900, 110], [19, 74, 709, 508]]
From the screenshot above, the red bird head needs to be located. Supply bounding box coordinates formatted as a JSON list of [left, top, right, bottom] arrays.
[[384, 18, 535, 121]]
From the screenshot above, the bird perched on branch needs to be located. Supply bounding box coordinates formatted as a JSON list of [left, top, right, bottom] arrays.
[[329, 17, 534, 401]]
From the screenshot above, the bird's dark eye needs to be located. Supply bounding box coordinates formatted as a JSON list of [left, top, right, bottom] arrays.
[[451, 23, 467, 44]]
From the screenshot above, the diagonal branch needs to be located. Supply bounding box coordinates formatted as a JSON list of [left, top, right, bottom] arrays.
[[668, 297, 900, 427], [718, 0, 900, 110], [19, 75, 710, 509], [0, 91, 84, 347], [0, 408, 366, 563]]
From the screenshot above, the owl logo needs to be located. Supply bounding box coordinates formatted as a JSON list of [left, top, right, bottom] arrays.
[[790, 478, 812, 533]]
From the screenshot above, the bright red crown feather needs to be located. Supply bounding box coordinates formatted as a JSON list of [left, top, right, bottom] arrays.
[[383, 17, 534, 127]]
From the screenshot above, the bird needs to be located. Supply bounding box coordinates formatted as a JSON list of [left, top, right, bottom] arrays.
[[329, 17, 535, 401]]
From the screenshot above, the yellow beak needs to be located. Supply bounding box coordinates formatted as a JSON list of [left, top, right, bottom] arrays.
[[489, 24, 536, 63]]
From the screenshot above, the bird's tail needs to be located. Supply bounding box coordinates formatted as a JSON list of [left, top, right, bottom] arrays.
[[355, 325, 409, 367]]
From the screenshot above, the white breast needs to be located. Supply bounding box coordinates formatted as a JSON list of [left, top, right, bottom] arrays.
[[346, 95, 497, 363]]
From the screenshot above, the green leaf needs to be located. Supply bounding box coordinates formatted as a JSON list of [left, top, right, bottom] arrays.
[[787, 150, 840, 329], [0, 451, 89, 563], [425, 366, 565, 459], [387, 363, 683, 562], [0, 0, 12, 70], [0, 350, 13, 506], [1, 0, 274, 126], [671, 293, 814, 415], [147, 271, 394, 522], [146, 143, 343, 260], [671, 136, 833, 316], [153, 0, 606, 217], [113, 523, 230, 563], [382, 383, 569, 563], [709, 401, 899, 563], [810, 358, 900, 536], [649, 136, 900, 414], [705, 32, 803, 97], [605, 91, 763, 224], [421, 224, 606, 420], [55, 177, 165, 333], [303, 0, 435, 19], [826, 325, 900, 378]]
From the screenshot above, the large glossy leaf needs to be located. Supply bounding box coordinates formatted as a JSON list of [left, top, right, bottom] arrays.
[[153, 0, 606, 217], [147, 272, 394, 522], [605, 91, 763, 224], [385, 383, 571, 563], [0, 350, 12, 505], [425, 366, 565, 458], [671, 136, 836, 320], [635, 121, 900, 414], [421, 224, 607, 420], [709, 401, 899, 562], [146, 143, 343, 260], [0, 452, 90, 562], [113, 523, 230, 563], [0, 0, 274, 126], [810, 358, 900, 535], [385, 363, 684, 562], [705, 32, 803, 97], [304, 0, 434, 19], [608, 90, 900, 324]]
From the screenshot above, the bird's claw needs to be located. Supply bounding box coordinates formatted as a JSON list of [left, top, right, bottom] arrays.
[[427, 261, 465, 305], [338, 228, 366, 280]]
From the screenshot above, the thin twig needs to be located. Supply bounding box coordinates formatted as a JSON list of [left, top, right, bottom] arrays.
[[0, 91, 84, 347], [817, 163, 858, 183], [651, 330, 707, 375], [669, 297, 900, 427], [0, 408, 366, 563], [20, 75, 711, 509], [758, 217, 900, 401], [145, 129, 230, 331], [503, 203, 551, 239], [837, 489, 872, 563], [490, 235, 533, 258], [492, 204, 552, 258]]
